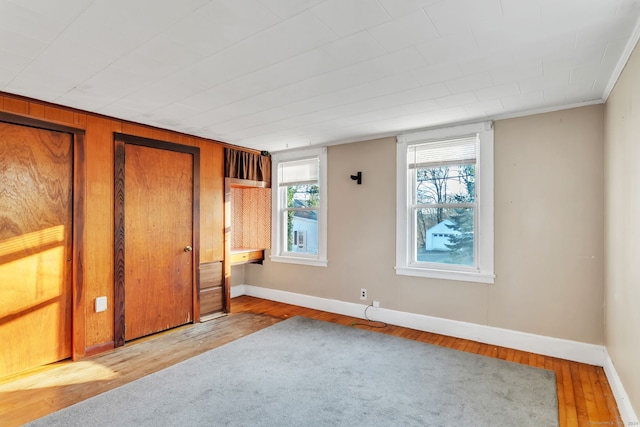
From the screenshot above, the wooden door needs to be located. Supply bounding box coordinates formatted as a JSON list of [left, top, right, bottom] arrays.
[[122, 143, 194, 341], [0, 123, 73, 377]]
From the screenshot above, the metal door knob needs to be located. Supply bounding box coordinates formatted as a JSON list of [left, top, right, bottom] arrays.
[[184, 245, 193, 252]]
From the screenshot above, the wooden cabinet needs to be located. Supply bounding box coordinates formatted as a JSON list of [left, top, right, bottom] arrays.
[[198, 261, 223, 319]]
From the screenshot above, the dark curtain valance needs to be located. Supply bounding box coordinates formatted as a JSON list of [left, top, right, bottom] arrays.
[[225, 148, 271, 186]]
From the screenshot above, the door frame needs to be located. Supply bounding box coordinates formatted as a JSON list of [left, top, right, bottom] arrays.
[[113, 133, 200, 348], [0, 111, 86, 360]]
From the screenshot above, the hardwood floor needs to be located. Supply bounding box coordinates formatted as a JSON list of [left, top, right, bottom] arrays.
[[0, 296, 621, 426]]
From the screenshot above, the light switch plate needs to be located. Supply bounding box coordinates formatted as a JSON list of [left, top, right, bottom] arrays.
[[95, 296, 107, 313]]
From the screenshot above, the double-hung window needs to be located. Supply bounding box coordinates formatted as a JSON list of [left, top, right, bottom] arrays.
[[271, 147, 327, 267], [396, 122, 494, 283]]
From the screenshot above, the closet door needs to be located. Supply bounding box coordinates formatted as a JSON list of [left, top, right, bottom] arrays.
[[0, 122, 73, 377]]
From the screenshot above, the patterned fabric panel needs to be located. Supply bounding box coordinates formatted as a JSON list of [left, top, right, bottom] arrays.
[[231, 187, 271, 249]]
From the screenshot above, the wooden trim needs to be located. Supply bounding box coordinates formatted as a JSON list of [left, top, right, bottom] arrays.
[[0, 111, 85, 135], [113, 133, 201, 347], [192, 147, 201, 322], [114, 133, 199, 156], [85, 341, 115, 358], [72, 133, 87, 360], [223, 179, 232, 312], [113, 139, 126, 348]]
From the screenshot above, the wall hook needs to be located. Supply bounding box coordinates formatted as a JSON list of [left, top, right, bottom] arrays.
[[350, 171, 362, 185]]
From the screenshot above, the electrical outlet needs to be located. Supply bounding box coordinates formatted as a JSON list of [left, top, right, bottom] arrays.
[[360, 288, 367, 300]]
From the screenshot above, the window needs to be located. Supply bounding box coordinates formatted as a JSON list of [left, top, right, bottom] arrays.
[[271, 147, 327, 267], [396, 122, 494, 283]]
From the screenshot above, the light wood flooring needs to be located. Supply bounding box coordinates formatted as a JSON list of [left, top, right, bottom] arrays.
[[0, 296, 621, 426]]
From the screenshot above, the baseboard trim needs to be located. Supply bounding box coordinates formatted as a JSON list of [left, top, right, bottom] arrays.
[[84, 341, 115, 357], [233, 284, 605, 366], [603, 349, 639, 424]]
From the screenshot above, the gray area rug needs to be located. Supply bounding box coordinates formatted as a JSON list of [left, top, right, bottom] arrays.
[[28, 316, 558, 426]]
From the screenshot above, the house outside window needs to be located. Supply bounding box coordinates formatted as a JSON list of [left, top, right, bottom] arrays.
[[271, 147, 327, 267], [396, 122, 494, 283]]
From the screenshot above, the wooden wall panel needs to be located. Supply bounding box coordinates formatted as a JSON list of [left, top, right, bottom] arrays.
[[0, 91, 230, 358], [1, 96, 29, 115], [200, 142, 224, 263], [28, 103, 45, 119], [84, 115, 120, 348]]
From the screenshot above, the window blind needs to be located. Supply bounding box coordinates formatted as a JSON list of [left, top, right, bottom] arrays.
[[278, 157, 319, 186], [408, 136, 477, 168]]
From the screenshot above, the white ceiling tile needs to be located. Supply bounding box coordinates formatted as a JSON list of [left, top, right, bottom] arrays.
[[436, 92, 478, 108], [519, 71, 571, 94], [112, 36, 201, 81], [172, 11, 338, 93], [411, 63, 464, 86], [415, 31, 478, 65], [0, 0, 638, 150], [377, 0, 443, 18], [189, 47, 427, 126], [0, 28, 48, 61], [464, 99, 504, 117], [368, 10, 439, 51], [541, 0, 619, 29], [490, 59, 544, 85], [321, 32, 387, 66], [456, 52, 514, 76], [474, 82, 520, 101], [444, 72, 493, 94], [499, 0, 541, 20], [342, 105, 412, 126], [280, 72, 424, 117], [257, 0, 323, 19], [601, 38, 629, 71], [310, 0, 390, 37], [165, 0, 280, 57], [1, 1, 84, 42], [509, 30, 576, 64], [425, 0, 503, 37], [576, 15, 638, 49], [501, 91, 545, 111]]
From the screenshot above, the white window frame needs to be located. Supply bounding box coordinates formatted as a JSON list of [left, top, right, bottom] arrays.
[[271, 147, 327, 267], [396, 122, 494, 284]]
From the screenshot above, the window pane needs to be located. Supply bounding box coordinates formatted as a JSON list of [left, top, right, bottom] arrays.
[[285, 209, 319, 254], [415, 165, 475, 204], [415, 207, 474, 266], [286, 184, 320, 208]]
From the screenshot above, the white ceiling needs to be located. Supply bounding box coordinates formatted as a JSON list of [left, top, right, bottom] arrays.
[[1, 0, 639, 152]]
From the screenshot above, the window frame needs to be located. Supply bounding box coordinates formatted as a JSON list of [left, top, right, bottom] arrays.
[[271, 147, 328, 267], [396, 122, 494, 284]]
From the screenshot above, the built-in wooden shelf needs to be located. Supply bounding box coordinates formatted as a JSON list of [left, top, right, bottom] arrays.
[[230, 248, 264, 265]]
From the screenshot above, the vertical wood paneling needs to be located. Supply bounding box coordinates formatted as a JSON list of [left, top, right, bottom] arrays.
[[0, 91, 228, 356], [72, 133, 87, 360], [200, 142, 224, 263], [84, 115, 119, 348]]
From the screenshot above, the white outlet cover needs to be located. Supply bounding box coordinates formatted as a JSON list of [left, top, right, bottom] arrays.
[[95, 296, 107, 312]]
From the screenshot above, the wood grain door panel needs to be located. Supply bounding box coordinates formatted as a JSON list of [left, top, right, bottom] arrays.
[[123, 143, 194, 341], [0, 123, 73, 377]]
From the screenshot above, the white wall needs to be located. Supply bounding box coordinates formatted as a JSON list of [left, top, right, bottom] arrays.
[[244, 104, 605, 345]]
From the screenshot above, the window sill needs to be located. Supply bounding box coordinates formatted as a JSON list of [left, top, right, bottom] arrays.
[[395, 266, 494, 284], [270, 255, 328, 267]]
